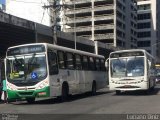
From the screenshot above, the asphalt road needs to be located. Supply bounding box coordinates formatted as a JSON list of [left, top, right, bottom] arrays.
[[1, 85, 160, 120]]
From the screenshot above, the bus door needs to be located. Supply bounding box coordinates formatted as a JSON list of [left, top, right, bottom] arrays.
[[147, 59, 156, 87], [47, 51, 59, 97], [65, 53, 79, 94], [75, 54, 85, 93]]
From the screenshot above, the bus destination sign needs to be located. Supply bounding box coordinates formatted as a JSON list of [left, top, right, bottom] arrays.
[[7, 45, 45, 56], [110, 51, 144, 58]]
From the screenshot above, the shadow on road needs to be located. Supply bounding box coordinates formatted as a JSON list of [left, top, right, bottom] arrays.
[[112, 87, 160, 96], [11, 90, 112, 105]]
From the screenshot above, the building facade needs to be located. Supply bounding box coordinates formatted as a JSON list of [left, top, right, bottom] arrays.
[[5, 0, 138, 51], [4, 0, 160, 60], [61, 0, 137, 49], [137, 0, 160, 59]]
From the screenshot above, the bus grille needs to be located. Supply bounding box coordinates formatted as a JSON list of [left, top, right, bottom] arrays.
[[116, 86, 140, 88], [18, 92, 34, 96]]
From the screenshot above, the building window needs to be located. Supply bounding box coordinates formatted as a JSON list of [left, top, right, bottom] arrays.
[[137, 41, 151, 47], [147, 50, 151, 54], [138, 22, 151, 29], [137, 31, 151, 38], [117, 39, 125, 47], [138, 4, 151, 10], [138, 13, 151, 20]]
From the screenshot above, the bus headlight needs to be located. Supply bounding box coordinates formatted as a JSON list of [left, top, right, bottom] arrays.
[[37, 83, 45, 89], [7, 82, 17, 90], [36, 80, 49, 90]]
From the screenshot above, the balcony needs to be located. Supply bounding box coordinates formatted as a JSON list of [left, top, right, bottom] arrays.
[[65, 7, 92, 15], [65, 23, 114, 32], [66, 0, 91, 5], [94, 24, 114, 30], [94, 14, 114, 21], [94, 0, 111, 2], [78, 35, 92, 40], [64, 16, 92, 24], [94, 5, 114, 12], [94, 33, 114, 40], [78, 33, 114, 40], [65, 26, 92, 32], [64, 14, 114, 25]]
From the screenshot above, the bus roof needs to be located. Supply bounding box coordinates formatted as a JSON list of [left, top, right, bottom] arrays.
[[7, 43, 104, 59], [110, 49, 146, 54]]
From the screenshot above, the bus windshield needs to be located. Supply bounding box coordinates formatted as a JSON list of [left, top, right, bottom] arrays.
[[156, 68, 160, 76], [111, 57, 144, 77], [6, 53, 47, 83]]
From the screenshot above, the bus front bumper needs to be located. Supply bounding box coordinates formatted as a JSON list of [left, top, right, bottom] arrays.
[[7, 86, 50, 100]]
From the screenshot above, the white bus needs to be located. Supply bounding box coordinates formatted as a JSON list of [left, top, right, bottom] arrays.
[[5, 43, 107, 103], [106, 49, 156, 94]]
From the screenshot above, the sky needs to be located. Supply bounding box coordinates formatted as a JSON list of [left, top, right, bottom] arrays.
[[6, 0, 50, 26], [0, 0, 5, 4]]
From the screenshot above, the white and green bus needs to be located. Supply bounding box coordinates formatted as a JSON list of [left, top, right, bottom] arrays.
[[5, 43, 107, 103], [106, 49, 156, 95]]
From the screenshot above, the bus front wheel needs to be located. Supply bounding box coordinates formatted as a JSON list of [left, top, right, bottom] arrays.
[[26, 98, 35, 104], [91, 81, 97, 96], [116, 90, 121, 95], [61, 84, 69, 102]]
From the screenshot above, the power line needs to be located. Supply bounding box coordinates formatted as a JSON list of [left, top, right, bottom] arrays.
[[42, 0, 65, 44], [41, 8, 46, 23]]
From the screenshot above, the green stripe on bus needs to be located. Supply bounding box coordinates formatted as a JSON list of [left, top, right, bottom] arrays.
[[7, 86, 50, 100]]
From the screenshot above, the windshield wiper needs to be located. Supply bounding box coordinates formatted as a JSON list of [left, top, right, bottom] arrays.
[[28, 53, 36, 65], [13, 55, 23, 65], [24, 53, 36, 80]]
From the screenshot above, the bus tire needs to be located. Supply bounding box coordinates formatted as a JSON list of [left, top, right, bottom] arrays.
[[116, 90, 121, 95], [61, 83, 69, 102], [26, 98, 35, 104], [91, 81, 97, 96], [150, 86, 155, 91], [145, 89, 150, 95], [150, 80, 156, 91]]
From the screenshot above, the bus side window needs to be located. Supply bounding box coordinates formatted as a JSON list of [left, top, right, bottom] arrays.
[[150, 59, 156, 76], [57, 51, 65, 69], [100, 59, 106, 71], [48, 51, 58, 75], [89, 57, 96, 71], [95, 58, 100, 71], [66, 52, 74, 69], [75, 54, 82, 70], [82, 56, 88, 70]]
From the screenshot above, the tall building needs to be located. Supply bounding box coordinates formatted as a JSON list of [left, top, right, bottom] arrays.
[[5, 0, 51, 26], [0, 0, 6, 11], [137, 0, 160, 59], [62, 0, 137, 49]]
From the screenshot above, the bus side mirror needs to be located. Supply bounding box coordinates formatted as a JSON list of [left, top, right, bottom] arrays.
[[105, 58, 109, 68], [148, 60, 151, 67]]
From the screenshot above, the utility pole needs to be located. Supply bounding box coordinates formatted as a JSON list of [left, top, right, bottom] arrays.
[[73, 0, 76, 50], [43, 0, 64, 44], [43, 0, 77, 49]]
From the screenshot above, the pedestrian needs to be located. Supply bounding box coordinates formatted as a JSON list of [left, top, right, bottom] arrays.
[[2, 79, 7, 104]]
